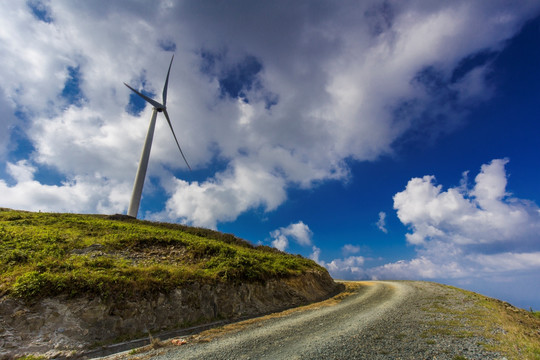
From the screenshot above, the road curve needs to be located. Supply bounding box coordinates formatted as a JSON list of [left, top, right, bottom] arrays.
[[147, 281, 410, 360]]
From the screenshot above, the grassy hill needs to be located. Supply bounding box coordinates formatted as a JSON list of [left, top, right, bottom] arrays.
[[0, 208, 325, 302]]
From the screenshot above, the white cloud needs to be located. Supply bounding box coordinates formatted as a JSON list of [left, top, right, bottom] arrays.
[[311, 245, 366, 280], [163, 159, 287, 229], [469, 252, 540, 273], [326, 256, 366, 280], [1, 1, 539, 227], [471, 158, 509, 207], [271, 235, 289, 252], [311, 244, 366, 279], [376, 211, 388, 233], [370, 255, 467, 280], [270, 221, 313, 251], [373, 159, 540, 281], [1, 160, 129, 214], [342, 244, 361, 255], [393, 159, 540, 249], [309, 246, 322, 264], [7, 160, 35, 183]]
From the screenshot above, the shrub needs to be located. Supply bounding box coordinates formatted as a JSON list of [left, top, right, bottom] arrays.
[[3, 249, 30, 265], [12, 271, 52, 299]]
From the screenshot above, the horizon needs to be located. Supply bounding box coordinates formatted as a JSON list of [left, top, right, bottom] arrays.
[[1, 1, 540, 310]]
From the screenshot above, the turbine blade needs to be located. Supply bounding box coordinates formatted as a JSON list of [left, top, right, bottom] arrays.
[[124, 82, 163, 109], [163, 109, 192, 171], [162, 54, 174, 106]]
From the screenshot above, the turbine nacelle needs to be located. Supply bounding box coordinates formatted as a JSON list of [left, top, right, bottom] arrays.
[[123, 83, 166, 111]]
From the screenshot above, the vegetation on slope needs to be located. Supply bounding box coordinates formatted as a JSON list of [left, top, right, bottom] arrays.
[[440, 285, 540, 359], [0, 208, 324, 302]]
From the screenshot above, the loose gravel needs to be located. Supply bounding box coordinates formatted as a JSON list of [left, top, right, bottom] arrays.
[[102, 281, 506, 360]]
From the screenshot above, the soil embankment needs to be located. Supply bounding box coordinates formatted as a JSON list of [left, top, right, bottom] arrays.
[[0, 270, 341, 359]]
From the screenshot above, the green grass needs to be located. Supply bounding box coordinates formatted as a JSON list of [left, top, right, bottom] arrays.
[[0, 208, 324, 302]]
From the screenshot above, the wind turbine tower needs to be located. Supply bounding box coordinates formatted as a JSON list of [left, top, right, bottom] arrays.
[[124, 55, 191, 218]]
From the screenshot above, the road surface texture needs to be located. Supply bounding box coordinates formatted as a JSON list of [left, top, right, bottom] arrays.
[[102, 281, 505, 360]]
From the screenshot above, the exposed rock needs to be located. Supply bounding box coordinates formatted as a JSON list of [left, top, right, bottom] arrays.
[[0, 270, 341, 359]]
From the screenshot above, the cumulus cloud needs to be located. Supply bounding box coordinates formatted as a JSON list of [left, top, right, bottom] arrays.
[[373, 159, 540, 280], [326, 256, 366, 279], [270, 221, 312, 251], [1, 1, 540, 227], [393, 159, 540, 250], [0, 160, 129, 214], [164, 160, 286, 229]]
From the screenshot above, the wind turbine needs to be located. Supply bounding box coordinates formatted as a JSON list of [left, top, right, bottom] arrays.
[[124, 55, 191, 218]]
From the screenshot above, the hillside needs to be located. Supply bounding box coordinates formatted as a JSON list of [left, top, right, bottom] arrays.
[[0, 208, 341, 358], [0, 208, 330, 300]]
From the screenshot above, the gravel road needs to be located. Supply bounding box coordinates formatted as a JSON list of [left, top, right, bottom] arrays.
[[104, 281, 505, 360]]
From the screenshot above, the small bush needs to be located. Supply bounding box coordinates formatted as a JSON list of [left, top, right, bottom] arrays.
[[12, 271, 52, 299], [83, 256, 116, 269], [3, 249, 30, 265], [15, 355, 46, 360]]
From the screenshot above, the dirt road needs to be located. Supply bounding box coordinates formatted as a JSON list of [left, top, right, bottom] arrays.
[[105, 281, 504, 359]]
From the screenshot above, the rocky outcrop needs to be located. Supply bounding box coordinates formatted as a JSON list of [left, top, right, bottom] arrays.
[[0, 270, 342, 359]]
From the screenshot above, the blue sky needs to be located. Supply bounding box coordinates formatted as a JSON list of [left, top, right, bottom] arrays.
[[1, 1, 540, 309]]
